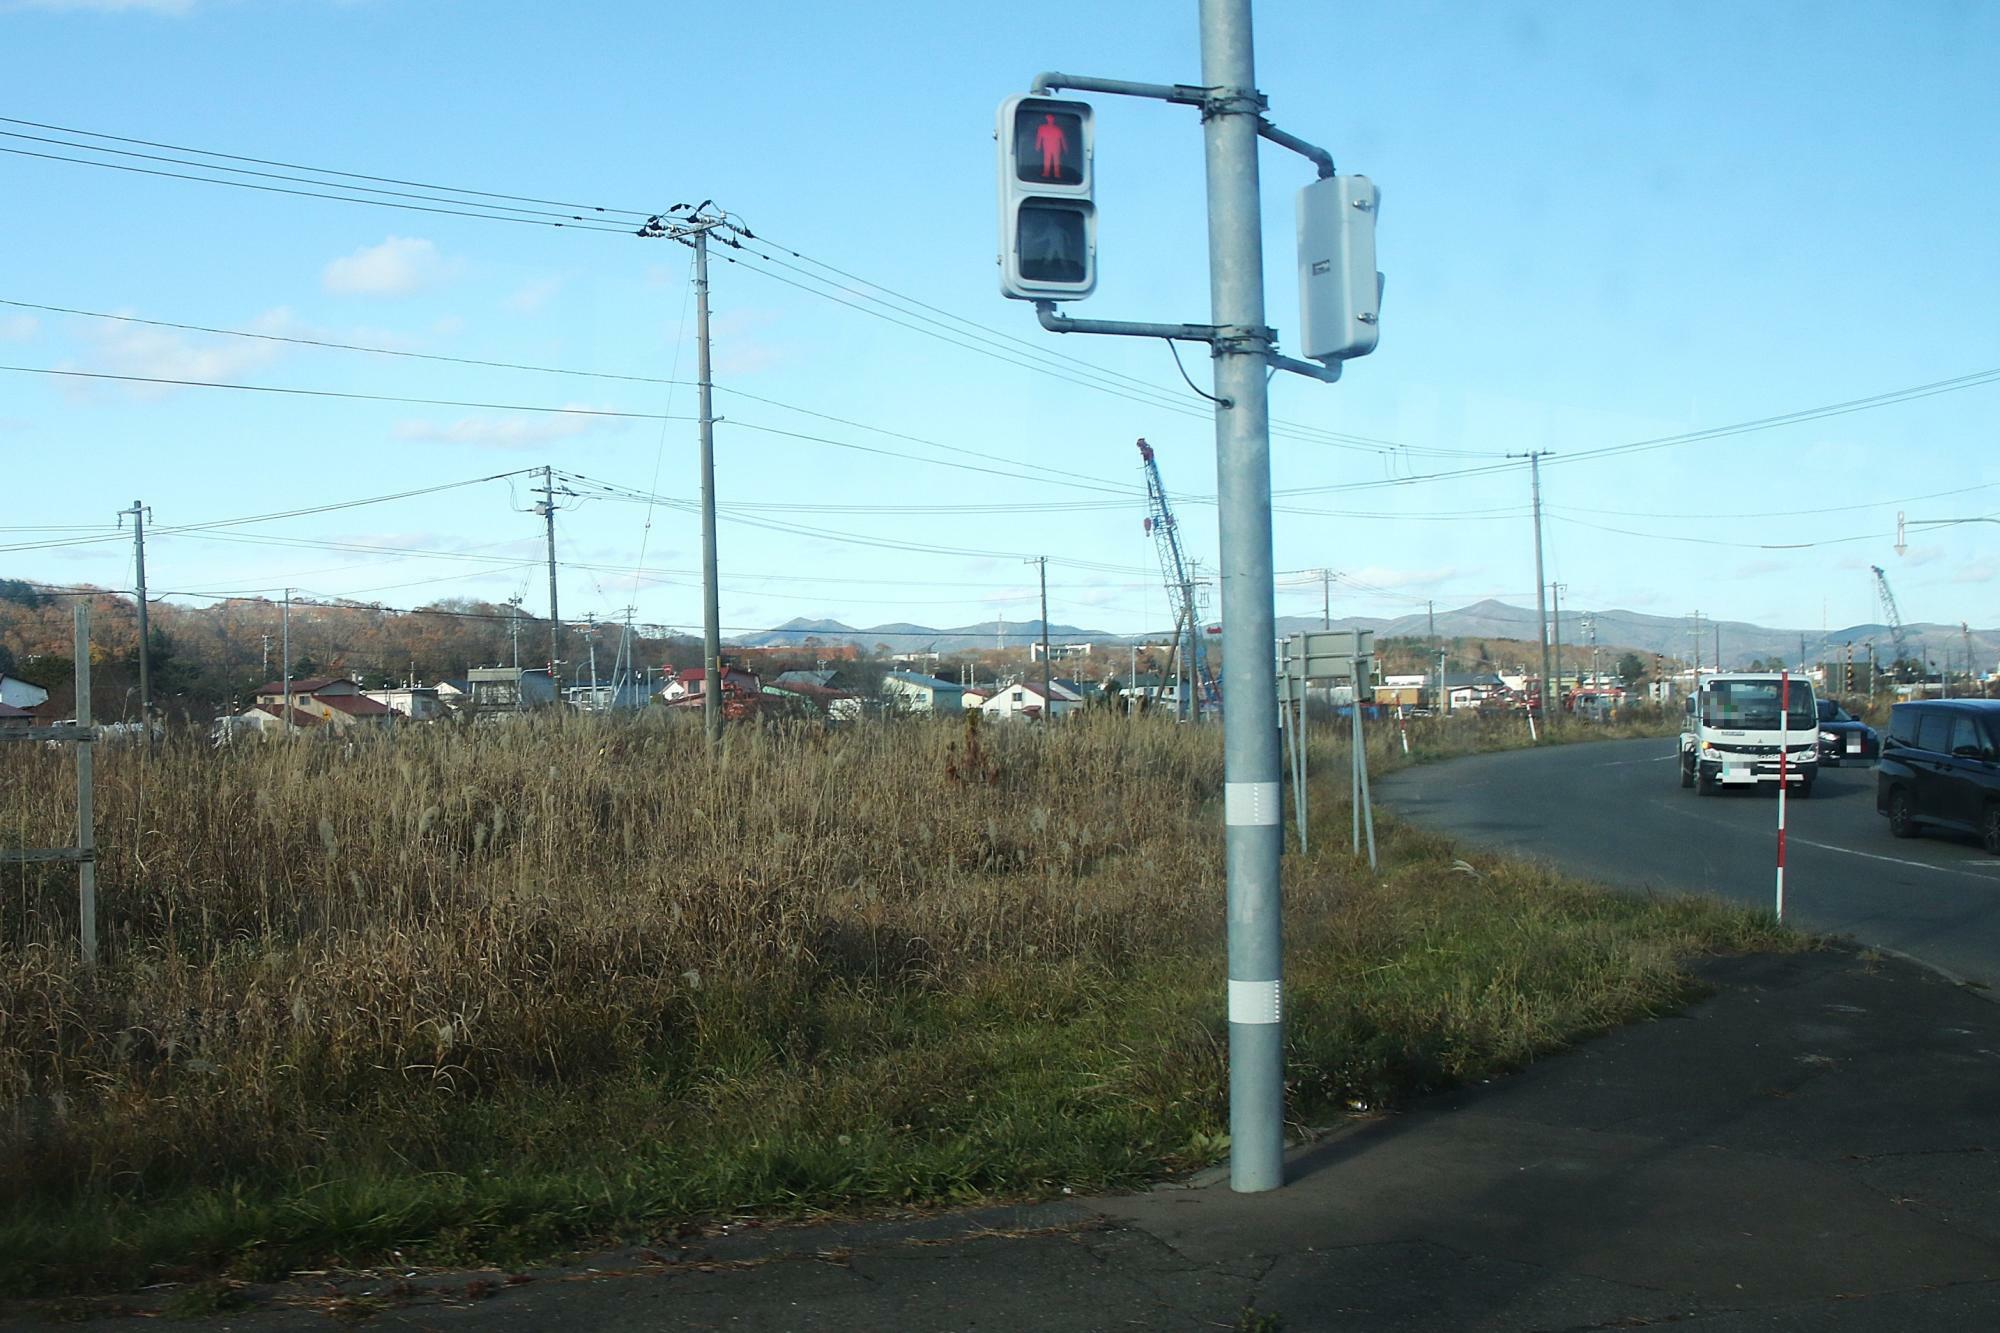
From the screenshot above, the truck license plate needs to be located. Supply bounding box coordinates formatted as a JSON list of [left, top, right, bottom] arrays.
[[1846, 736, 1861, 753]]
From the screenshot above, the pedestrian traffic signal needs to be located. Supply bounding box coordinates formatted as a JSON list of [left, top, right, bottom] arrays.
[[997, 94, 1096, 301]]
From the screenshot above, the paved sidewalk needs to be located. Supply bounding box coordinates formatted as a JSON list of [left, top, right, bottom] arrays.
[[16, 945, 2000, 1331]]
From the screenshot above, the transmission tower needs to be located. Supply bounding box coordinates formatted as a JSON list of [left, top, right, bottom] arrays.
[[1137, 438, 1220, 718], [1871, 564, 1912, 678]]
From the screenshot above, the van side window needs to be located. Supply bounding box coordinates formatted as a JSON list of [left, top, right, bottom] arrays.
[[1889, 706, 1920, 747], [1916, 711, 1952, 755], [1951, 716, 1985, 758]]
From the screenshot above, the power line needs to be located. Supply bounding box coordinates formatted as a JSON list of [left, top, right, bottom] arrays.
[[0, 115, 654, 218]]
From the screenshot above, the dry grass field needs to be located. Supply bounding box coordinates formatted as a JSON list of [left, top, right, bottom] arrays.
[[1, 709, 1778, 1295]]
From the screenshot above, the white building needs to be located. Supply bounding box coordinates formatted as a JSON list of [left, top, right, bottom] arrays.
[[978, 678, 1083, 722], [0, 673, 50, 712]]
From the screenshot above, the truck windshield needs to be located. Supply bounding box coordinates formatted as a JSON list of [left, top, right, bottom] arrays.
[[1702, 680, 1816, 731]]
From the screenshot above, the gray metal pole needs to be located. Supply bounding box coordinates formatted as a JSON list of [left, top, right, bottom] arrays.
[[695, 229, 723, 746], [542, 466, 561, 676], [1529, 453, 1551, 728], [1201, 0, 1285, 1194], [123, 501, 151, 736], [74, 600, 96, 967], [1038, 556, 1052, 714], [1552, 582, 1564, 723], [281, 587, 292, 736]]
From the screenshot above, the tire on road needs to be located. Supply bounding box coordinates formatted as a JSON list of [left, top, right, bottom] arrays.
[[1887, 787, 1920, 839], [1983, 802, 2000, 857], [1697, 766, 1718, 797], [1680, 752, 1695, 789], [1796, 775, 1815, 800]]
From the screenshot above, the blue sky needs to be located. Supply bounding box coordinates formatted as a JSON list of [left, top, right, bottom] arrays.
[[3, 0, 1995, 645]]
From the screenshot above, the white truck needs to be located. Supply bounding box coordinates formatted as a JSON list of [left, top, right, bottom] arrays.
[[1678, 672, 1819, 797]]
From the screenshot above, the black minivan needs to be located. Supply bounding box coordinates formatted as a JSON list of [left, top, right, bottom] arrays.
[[1877, 699, 2000, 854]]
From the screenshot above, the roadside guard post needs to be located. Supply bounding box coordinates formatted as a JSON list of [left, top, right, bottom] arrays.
[[1776, 671, 1789, 921], [1000, 0, 1382, 1192]]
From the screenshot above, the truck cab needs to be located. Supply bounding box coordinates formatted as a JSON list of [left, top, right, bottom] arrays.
[[1678, 672, 1819, 797]]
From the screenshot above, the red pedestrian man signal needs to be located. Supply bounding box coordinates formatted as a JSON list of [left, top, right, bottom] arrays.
[[1035, 113, 1068, 179], [996, 94, 1095, 300], [1013, 102, 1084, 187]]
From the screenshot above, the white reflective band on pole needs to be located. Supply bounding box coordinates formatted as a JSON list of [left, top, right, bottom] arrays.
[[1228, 978, 1283, 1024], [1225, 780, 1281, 825]]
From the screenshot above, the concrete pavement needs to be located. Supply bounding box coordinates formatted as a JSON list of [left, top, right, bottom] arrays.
[[19, 944, 2000, 1331]]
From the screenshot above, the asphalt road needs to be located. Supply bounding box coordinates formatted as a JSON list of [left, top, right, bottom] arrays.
[[1375, 736, 2000, 986]]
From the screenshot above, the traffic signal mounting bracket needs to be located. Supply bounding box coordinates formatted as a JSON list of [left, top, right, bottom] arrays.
[[1006, 70, 1357, 384]]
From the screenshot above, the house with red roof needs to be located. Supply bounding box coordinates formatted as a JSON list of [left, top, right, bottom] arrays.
[[251, 676, 394, 730]]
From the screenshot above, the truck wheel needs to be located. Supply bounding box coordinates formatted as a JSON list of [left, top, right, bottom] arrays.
[[1697, 767, 1717, 797], [1887, 788, 1920, 839], [1796, 775, 1815, 800], [1680, 753, 1695, 789], [1983, 804, 2000, 857]]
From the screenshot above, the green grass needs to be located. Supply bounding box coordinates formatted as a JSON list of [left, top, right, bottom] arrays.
[[0, 713, 1787, 1297]]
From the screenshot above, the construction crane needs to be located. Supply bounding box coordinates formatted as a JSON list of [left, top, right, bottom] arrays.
[[1871, 564, 1913, 680], [1137, 438, 1220, 718]]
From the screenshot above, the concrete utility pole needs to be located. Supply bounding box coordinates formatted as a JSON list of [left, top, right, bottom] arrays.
[[261, 633, 271, 679], [1550, 582, 1565, 721], [1511, 451, 1554, 726], [536, 466, 562, 678], [635, 204, 736, 745], [118, 500, 151, 734], [508, 596, 522, 671], [693, 228, 723, 746], [1030, 556, 1052, 713], [1320, 567, 1331, 630], [281, 587, 293, 736]]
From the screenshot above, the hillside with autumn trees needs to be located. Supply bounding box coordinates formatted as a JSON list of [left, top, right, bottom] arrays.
[[0, 580, 705, 721]]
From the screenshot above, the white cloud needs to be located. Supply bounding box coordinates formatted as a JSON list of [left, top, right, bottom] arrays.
[[58, 307, 284, 397], [394, 407, 626, 450], [322, 236, 453, 298], [504, 277, 561, 313], [0, 313, 36, 342]]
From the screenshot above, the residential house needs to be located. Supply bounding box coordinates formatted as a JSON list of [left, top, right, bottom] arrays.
[[0, 701, 33, 733], [774, 668, 850, 691], [978, 678, 1083, 723], [661, 666, 762, 702], [465, 667, 557, 712], [1375, 674, 1428, 709], [880, 670, 964, 715], [762, 680, 863, 722], [252, 677, 393, 730], [0, 673, 50, 714], [363, 685, 445, 721], [218, 703, 322, 739]]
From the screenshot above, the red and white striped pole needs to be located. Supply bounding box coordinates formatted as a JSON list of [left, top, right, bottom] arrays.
[[1776, 670, 1789, 921]]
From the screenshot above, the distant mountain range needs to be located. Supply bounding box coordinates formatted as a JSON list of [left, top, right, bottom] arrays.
[[738, 602, 1998, 671]]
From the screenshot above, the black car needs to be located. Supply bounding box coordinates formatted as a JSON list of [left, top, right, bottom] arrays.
[[1815, 698, 1879, 765], [1877, 699, 2000, 854]]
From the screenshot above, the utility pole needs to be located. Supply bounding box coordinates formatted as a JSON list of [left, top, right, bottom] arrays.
[[693, 228, 723, 746], [1714, 623, 1721, 673], [635, 204, 736, 744], [261, 633, 272, 679], [508, 596, 522, 671], [118, 500, 151, 735], [535, 466, 562, 679], [1030, 556, 1052, 714], [1510, 451, 1555, 726], [1550, 582, 1565, 722], [281, 587, 293, 737], [1964, 622, 1973, 698], [1320, 567, 1331, 630]]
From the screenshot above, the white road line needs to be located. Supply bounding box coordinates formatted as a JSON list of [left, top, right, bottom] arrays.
[[1592, 753, 1680, 768], [1786, 836, 2000, 883]]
